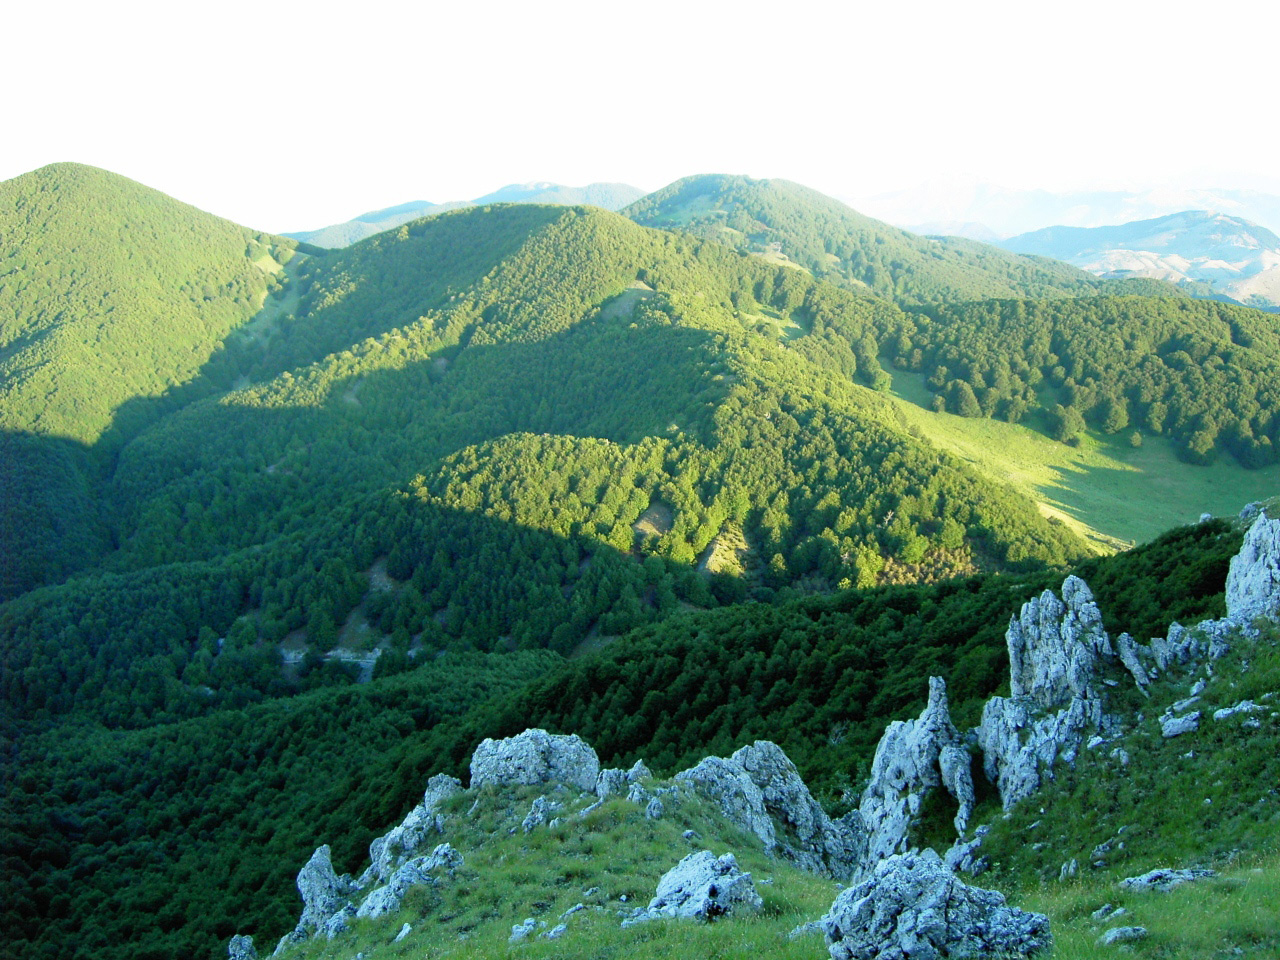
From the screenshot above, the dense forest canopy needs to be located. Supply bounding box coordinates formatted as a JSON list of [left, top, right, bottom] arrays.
[[624, 174, 1103, 304], [0, 519, 1241, 960]]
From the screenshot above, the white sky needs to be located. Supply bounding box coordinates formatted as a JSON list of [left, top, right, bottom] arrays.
[[4, 0, 1278, 233]]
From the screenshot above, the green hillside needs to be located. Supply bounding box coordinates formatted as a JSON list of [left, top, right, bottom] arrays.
[[0, 163, 304, 599], [0, 519, 1243, 960], [624, 174, 1101, 304], [0, 162, 301, 446], [2, 202, 1090, 736]]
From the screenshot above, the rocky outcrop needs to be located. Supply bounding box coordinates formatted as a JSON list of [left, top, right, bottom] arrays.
[[820, 849, 1051, 960], [859, 677, 975, 865], [1007, 576, 1114, 707], [596, 759, 652, 799], [521, 795, 561, 833], [295, 845, 356, 937], [228, 934, 257, 960], [1226, 513, 1280, 622], [367, 773, 461, 883], [676, 741, 863, 879], [976, 578, 1118, 809], [356, 843, 461, 919], [1099, 926, 1148, 946], [470, 728, 599, 793], [1160, 711, 1200, 738], [622, 851, 762, 926]]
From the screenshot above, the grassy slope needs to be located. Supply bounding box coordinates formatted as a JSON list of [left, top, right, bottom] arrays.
[[265, 622, 1280, 960], [885, 366, 1280, 550]]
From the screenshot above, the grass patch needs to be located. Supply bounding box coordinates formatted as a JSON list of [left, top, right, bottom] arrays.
[[885, 367, 1280, 550]]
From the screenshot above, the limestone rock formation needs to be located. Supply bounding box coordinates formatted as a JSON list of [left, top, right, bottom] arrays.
[[1226, 513, 1280, 622], [521, 795, 560, 833], [367, 773, 462, 883], [1007, 576, 1114, 707], [859, 677, 975, 865], [676, 741, 863, 879], [820, 849, 1051, 960], [1099, 925, 1148, 946], [622, 851, 762, 926], [470, 728, 599, 793], [976, 578, 1118, 809], [1160, 712, 1200, 738], [228, 934, 257, 960], [596, 759, 652, 799], [356, 843, 461, 919], [295, 845, 356, 937]]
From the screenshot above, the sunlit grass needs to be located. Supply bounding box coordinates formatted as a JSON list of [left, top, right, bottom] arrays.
[[885, 367, 1280, 550]]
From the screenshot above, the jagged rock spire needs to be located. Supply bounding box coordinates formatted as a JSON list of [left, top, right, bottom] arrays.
[[1007, 575, 1113, 707], [1226, 512, 1280, 622], [858, 677, 975, 865]]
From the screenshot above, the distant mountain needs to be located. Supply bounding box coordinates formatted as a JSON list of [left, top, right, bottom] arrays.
[[903, 220, 1005, 243], [288, 182, 645, 248], [625, 174, 1099, 305], [1002, 210, 1280, 308], [857, 181, 1280, 238], [472, 181, 645, 209]]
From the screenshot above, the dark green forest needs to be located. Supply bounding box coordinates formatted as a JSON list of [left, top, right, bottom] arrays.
[[885, 295, 1280, 466], [0, 520, 1240, 960], [624, 174, 1102, 304]]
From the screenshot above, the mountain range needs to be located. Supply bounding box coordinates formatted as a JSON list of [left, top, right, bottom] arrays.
[[287, 181, 646, 248], [857, 180, 1280, 238], [3, 162, 1280, 960], [1001, 210, 1280, 309]]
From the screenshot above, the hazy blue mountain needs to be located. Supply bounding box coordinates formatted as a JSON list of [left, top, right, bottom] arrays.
[[1003, 210, 1280, 308], [288, 182, 646, 248], [856, 181, 1280, 238], [472, 181, 645, 209]]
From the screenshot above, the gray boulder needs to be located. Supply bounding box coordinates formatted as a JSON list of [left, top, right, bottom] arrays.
[[367, 773, 462, 883], [470, 728, 600, 793], [596, 759, 652, 800], [522, 795, 561, 833], [1120, 867, 1216, 892], [1226, 512, 1280, 622], [1160, 712, 1200, 738], [820, 849, 1051, 960], [677, 741, 862, 879], [859, 677, 975, 865], [228, 934, 257, 960], [1099, 926, 1148, 946], [296, 845, 355, 936], [622, 851, 762, 925]]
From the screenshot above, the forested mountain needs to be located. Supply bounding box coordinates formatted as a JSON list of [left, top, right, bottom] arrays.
[[288, 181, 645, 248], [2, 196, 1092, 734], [0, 163, 304, 599], [624, 174, 1103, 304], [1002, 210, 1280, 309]]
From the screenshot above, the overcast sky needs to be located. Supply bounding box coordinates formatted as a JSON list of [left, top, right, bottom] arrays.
[[5, 0, 1278, 233]]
